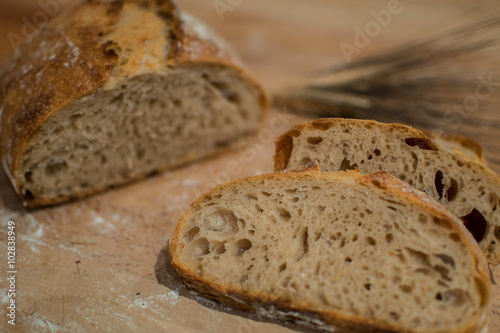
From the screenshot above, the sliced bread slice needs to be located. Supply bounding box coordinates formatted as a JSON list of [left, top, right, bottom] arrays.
[[169, 168, 490, 333], [274, 118, 500, 263]]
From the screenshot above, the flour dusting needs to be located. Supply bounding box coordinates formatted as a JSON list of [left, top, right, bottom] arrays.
[[91, 212, 116, 231], [0, 290, 9, 306], [19, 218, 47, 254], [29, 315, 68, 332]]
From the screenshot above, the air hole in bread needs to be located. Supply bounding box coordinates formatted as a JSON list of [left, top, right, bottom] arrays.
[[434, 170, 445, 200], [385, 233, 394, 244], [433, 217, 452, 230], [24, 170, 33, 183], [192, 237, 210, 257], [404, 137, 437, 150], [279, 263, 287, 272], [489, 192, 499, 207], [45, 159, 68, 177], [366, 237, 376, 246], [246, 193, 257, 200], [493, 226, 500, 241], [256, 205, 264, 213], [203, 209, 239, 233], [340, 157, 357, 171], [281, 276, 291, 288], [238, 218, 246, 230], [389, 312, 400, 321], [213, 241, 226, 255], [345, 257, 352, 263], [23, 190, 35, 202], [277, 208, 292, 222], [437, 289, 468, 307], [364, 283, 372, 291], [187, 226, 200, 241], [406, 248, 432, 268], [236, 239, 252, 256], [434, 265, 451, 281], [436, 254, 455, 268], [461, 209, 488, 242], [449, 233, 461, 242], [415, 268, 431, 275], [400, 285, 413, 293], [447, 178, 459, 201], [311, 120, 331, 131], [301, 227, 309, 257], [307, 137, 323, 145], [210, 81, 240, 103]]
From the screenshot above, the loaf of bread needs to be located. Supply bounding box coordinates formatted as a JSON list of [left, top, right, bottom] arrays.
[[274, 118, 500, 263], [170, 167, 490, 332], [0, 0, 268, 207]]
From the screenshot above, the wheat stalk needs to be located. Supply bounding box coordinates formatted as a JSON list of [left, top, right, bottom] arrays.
[[273, 14, 500, 169]]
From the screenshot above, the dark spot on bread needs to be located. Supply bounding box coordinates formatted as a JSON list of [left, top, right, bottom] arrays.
[[311, 120, 331, 131], [494, 226, 500, 241], [307, 137, 323, 145], [447, 178, 459, 201], [23, 189, 35, 202], [339, 157, 357, 171], [404, 137, 437, 150], [461, 209, 488, 242], [434, 170, 444, 200], [288, 129, 302, 137], [436, 254, 455, 268], [236, 239, 252, 255]]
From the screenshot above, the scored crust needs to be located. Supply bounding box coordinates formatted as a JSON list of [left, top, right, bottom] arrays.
[[169, 168, 490, 333], [0, 0, 269, 206]]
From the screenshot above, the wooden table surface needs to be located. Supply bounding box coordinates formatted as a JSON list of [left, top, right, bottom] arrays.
[[0, 1, 499, 332]]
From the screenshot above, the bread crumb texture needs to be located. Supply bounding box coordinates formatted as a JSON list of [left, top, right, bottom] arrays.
[[0, 0, 266, 206], [275, 118, 500, 264], [171, 170, 490, 333]]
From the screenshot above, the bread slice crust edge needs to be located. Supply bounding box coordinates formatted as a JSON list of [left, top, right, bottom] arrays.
[[169, 169, 490, 333]]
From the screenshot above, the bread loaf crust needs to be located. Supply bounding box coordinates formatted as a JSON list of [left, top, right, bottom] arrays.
[[0, 0, 268, 206], [170, 169, 490, 333]]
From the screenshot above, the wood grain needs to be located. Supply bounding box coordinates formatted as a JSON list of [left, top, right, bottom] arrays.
[[0, 0, 499, 332]]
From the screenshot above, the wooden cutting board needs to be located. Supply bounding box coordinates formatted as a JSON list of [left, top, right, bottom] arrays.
[[0, 0, 499, 332]]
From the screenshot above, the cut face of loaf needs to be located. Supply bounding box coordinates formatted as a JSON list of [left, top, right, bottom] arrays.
[[0, 0, 267, 207], [170, 169, 490, 333], [275, 118, 500, 264]]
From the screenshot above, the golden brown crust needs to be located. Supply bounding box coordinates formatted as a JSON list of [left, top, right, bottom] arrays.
[[0, 0, 269, 206], [170, 168, 490, 333], [0, 1, 121, 187]]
